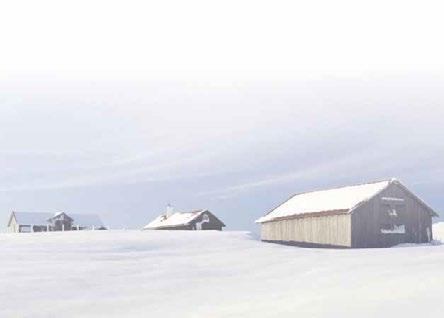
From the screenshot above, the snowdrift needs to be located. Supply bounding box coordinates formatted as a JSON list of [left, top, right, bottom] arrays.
[[0, 224, 443, 317]]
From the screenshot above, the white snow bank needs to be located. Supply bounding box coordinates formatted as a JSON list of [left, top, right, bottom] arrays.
[[1, 229, 444, 318], [433, 222, 444, 241]]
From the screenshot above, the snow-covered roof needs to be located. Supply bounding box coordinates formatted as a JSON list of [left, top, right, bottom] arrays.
[[11, 212, 54, 226], [144, 209, 207, 230], [70, 214, 105, 228], [256, 180, 392, 223]]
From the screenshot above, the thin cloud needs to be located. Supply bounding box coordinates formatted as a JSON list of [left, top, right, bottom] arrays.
[[0, 149, 220, 192], [196, 145, 427, 199]]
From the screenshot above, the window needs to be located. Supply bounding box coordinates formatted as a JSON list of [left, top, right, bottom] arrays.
[[388, 207, 398, 217], [381, 224, 405, 234]]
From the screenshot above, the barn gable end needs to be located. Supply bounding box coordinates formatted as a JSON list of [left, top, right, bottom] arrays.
[[7, 212, 19, 233], [188, 211, 226, 230], [351, 181, 436, 248]]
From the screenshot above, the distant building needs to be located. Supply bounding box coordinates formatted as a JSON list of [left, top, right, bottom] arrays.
[[7, 211, 107, 233], [144, 206, 225, 231], [256, 179, 438, 248]]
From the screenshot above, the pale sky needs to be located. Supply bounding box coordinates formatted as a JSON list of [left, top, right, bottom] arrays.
[[0, 1, 443, 230]]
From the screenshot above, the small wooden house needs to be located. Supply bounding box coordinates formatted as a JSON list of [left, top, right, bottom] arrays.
[[143, 207, 225, 231], [7, 211, 107, 233], [256, 179, 438, 248]]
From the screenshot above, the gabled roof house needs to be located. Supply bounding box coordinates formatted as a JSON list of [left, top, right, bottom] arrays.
[[144, 206, 225, 231]]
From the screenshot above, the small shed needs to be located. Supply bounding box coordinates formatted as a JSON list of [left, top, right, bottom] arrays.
[[143, 207, 225, 231], [256, 179, 438, 248]]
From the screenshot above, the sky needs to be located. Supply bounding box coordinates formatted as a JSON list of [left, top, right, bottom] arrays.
[[0, 0, 443, 231]]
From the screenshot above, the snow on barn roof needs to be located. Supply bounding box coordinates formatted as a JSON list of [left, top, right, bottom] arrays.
[[11, 212, 54, 226], [143, 209, 208, 230], [256, 180, 392, 223], [70, 214, 105, 228]]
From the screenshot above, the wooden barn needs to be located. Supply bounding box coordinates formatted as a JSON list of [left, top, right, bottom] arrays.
[[143, 206, 225, 231], [7, 211, 107, 233], [256, 179, 438, 248]]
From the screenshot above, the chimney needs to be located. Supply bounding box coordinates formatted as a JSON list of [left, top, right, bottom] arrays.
[[166, 204, 174, 218]]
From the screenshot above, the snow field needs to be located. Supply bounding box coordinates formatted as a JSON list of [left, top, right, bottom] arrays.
[[0, 225, 443, 318]]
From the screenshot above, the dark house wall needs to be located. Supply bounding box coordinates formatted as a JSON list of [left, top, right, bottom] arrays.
[[49, 213, 73, 231], [351, 182, 434, 248], [189, 212, 225, 231]]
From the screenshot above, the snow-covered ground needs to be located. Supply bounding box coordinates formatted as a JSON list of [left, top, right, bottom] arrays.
[[1, 225, 444, 318], [433, 222, 444, 241]]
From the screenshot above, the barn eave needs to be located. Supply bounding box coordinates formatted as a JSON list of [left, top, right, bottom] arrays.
[[257, 209, 350, 224]]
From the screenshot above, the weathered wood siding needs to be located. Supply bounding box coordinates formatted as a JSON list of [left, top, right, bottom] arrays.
[[351, 182, 434, 248], [261, 214, 352, 247]]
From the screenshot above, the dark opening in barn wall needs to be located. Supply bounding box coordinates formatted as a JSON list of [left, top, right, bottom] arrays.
[[32, 225, 48, 232], [379, 201, 407, 246]]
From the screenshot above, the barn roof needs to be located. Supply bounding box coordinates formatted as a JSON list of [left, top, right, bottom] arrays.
[[143, 209, 209, 230], [70, 214, 105, 228], [256, 180, 393, 223], [10, 212, 54, 226]]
